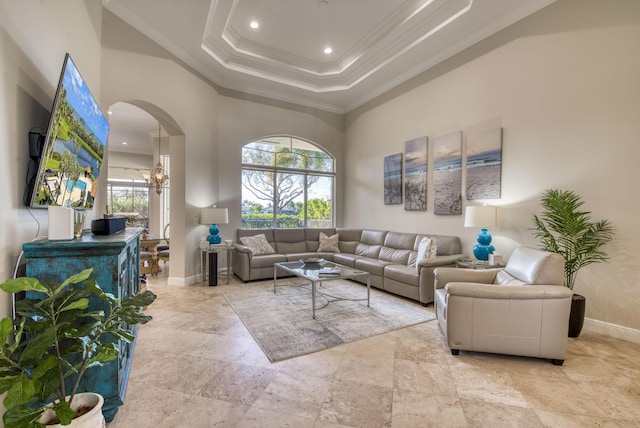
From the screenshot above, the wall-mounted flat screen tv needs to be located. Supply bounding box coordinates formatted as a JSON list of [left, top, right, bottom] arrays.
[[28, 53, 110, 209]]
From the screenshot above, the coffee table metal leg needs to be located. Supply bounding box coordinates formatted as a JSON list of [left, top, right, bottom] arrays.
[[273, 265, 277, 293], [367, 275, 370, 307], [312, 280, 317, 319]]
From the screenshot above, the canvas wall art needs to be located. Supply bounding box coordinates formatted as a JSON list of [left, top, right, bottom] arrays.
[[383, 153, 402, 205], [433, 131, 462, 215], [466, 127, 503, 200], [404, 136, 428, 211]]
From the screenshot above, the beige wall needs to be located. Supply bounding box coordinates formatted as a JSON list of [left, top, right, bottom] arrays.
[[0, 0, 103, 316], [345, 0, 640, 333], [0, 0, 104, 416]]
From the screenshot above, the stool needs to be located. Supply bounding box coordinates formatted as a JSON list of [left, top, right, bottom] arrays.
[[157, 249, 170, 265], [140, 251, 160, 276]]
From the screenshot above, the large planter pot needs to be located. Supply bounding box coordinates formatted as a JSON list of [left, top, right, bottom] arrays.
[[568, 293, 586, 338], [39, 392, 106, 428]]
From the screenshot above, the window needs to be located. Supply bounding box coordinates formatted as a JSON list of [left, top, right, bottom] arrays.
[[160, 154, 170, 233], [106, 179, 149, 228], [241, 136, 334, 229]]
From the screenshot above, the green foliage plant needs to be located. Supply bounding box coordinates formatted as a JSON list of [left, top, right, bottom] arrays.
[[531, 189, 615, 290], [0, 268, 156, 427]]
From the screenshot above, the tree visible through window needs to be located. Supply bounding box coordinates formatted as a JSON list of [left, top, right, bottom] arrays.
[[242, 136, 334, 229], [107, 179, 149, 228]]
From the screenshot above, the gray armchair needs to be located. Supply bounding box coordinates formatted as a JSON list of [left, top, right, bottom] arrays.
[[434, 247, 572, 365]]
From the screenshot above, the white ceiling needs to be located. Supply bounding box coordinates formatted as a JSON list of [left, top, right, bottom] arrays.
[[105, 0, 556, 155]]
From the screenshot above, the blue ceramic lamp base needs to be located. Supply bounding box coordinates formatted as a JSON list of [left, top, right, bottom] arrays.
[[207, 224, 222, 245], [472, 228, 495, 262]]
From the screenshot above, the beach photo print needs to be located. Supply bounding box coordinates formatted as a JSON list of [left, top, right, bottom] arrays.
[[466, 127, 503, 200], [404, 136, 428, 211]]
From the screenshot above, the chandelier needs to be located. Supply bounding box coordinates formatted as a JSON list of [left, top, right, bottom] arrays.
[[144, 122, 169, 195]]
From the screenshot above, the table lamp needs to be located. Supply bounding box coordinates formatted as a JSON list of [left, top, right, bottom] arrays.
[[464, 205, 501, 262], [201, 207, 229, 245]]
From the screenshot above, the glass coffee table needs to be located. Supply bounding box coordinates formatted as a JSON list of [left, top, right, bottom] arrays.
[[273, 260, 370, 319]]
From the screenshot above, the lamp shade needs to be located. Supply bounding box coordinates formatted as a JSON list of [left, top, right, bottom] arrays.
[[200, 208, 228, 225], [464, 206, 499, 229]]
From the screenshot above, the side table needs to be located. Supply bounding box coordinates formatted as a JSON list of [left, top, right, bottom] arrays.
[[200, 244, 233, 286], [455, 259, 506, 269]]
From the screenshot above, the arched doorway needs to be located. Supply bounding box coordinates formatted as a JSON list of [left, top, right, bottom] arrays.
[[106, 100, 183, 278]]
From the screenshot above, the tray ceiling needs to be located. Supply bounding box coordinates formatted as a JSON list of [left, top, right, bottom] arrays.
[[103, 0, 556, 113]]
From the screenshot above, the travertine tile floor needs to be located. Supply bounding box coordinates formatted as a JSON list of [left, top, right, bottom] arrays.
[[108, 268, 640, 427]]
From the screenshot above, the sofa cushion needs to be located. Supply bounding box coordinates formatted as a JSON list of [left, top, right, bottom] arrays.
[[383, 232, 417, 250], [273, 228, 305, 242], [272, 229, 306, 253], [355, 257, 392, 276], [354, 230, 385, 258], [355, 243, 382, 258], [276, 241, 308, 253], [337, 228, 362, 254], [379, 232, 416, 265], [384, 264, 419, 286], [318, 232, 340, 252], [379, 247, 411, 264], [240, 234, 275, 256], [333, 252, 360, 267], [361, 229, 387, 245]]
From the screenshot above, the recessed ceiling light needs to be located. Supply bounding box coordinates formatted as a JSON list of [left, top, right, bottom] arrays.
[[323, 47, 333, 55], [250, 21, 259, 29], [107, 110, 113, 115], [122, 141, 128, 145]]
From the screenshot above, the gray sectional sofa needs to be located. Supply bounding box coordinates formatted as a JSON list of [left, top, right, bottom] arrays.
[[232, 228, 464, 305]]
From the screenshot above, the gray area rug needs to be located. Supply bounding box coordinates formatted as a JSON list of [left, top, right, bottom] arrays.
[[219, 278, 435, 362]]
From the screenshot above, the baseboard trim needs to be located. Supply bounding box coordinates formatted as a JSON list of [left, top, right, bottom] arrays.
[[168, 273, 229, 286], [584, 317, 640, 344], [167, 276, 189, 286]]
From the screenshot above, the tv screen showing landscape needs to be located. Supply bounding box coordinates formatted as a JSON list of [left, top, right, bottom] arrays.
[[29, 53, 110, 209]]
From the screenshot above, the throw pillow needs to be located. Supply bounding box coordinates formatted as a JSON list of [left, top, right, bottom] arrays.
[[318, 232, 340, 252], [429, 238, 438, 258], [240, 234, 275, 256], [415, 237, 436, 272]]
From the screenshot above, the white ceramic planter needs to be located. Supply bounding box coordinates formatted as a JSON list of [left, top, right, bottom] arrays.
[[39, 392, 106, 428]]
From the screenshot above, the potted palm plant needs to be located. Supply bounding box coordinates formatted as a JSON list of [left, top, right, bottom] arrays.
[[0, 268, 156, 427], [531, 189, 614, 337]]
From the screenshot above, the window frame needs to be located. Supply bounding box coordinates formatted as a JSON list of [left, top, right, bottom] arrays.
[[241, 136, 335, 229]]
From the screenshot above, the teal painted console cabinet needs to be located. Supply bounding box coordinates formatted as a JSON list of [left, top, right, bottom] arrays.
[[22, 227, 143, 422]]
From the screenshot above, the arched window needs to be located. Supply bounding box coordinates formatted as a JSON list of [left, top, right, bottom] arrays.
[[241, 136, 335, 229]]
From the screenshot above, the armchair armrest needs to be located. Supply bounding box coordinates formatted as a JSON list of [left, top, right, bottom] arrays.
[[434, 267, 500, 290], [445, 283, 573, 300]]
